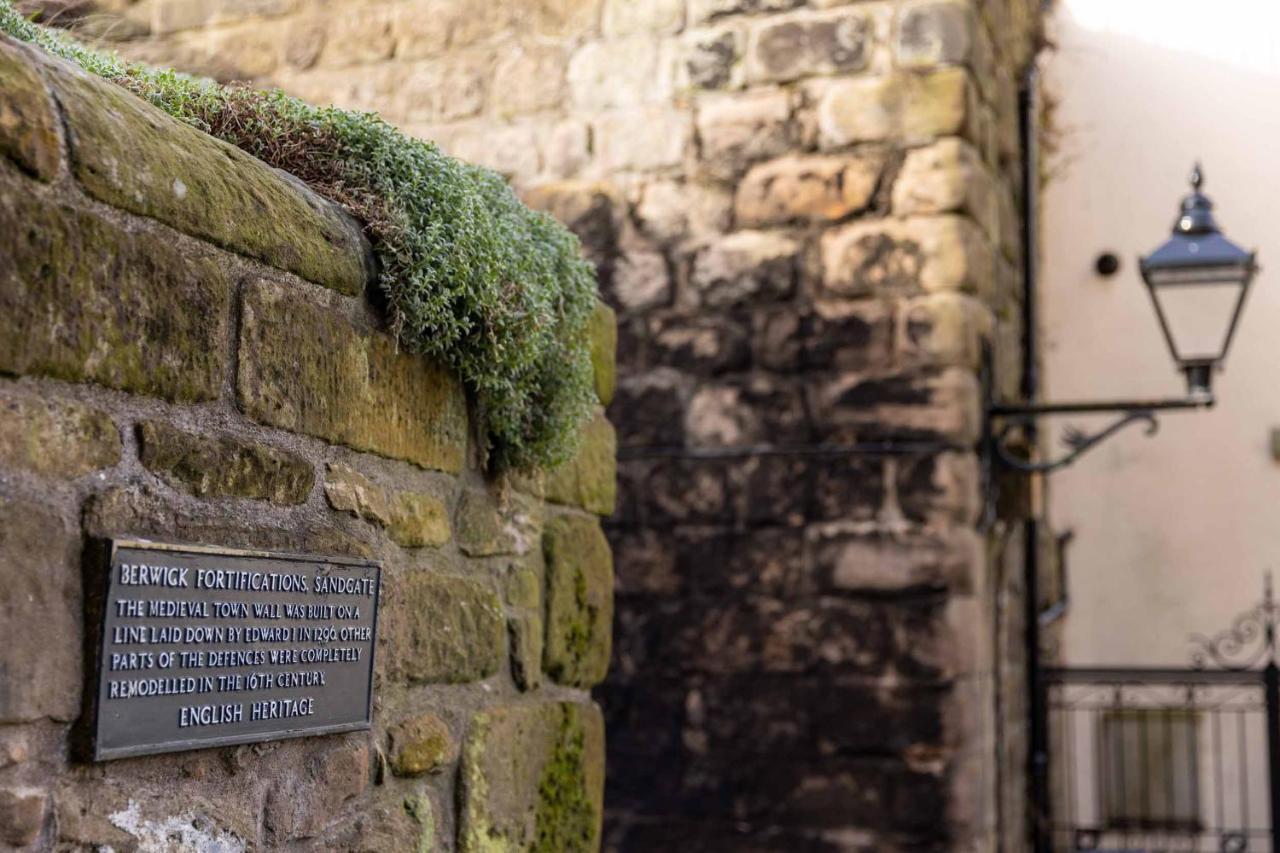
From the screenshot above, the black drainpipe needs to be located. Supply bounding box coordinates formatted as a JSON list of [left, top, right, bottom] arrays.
[[1019, 64, 1052, 853]]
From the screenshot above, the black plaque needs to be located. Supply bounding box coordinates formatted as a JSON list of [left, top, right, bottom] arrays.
[[92, 539, 380, 761]]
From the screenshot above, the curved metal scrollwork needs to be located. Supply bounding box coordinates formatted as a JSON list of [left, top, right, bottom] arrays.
[[1190, 574, 1278, 671], [1221, 831, 1249, 853], [993, 410, 1159, 474]]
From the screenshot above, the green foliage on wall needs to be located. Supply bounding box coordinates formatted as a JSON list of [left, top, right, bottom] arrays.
[[0, 1, 599, 472]]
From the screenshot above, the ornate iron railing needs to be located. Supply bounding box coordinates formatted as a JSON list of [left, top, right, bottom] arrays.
[[1041, 579, 1280, 853]]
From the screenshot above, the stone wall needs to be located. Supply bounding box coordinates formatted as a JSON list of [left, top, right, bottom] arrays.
[[71, 0, 1047, 849], [0, 34, 617, 851]]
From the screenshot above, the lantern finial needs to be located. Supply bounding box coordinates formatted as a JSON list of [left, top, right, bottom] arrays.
[[1190, 162, 1204, 191]]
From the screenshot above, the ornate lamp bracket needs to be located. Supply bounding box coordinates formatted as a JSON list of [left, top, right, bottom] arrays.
[[982, 348, 1215, 476], [986, 397, 1212, 474]]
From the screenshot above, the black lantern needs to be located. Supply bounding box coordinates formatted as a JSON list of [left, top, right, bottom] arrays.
[[988, 161, 1260, 475], [1139, 164, 1258, 400]]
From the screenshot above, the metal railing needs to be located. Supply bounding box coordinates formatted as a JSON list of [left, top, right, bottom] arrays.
[[1046, 667, 1271, 851], [1040, 579, 1280, 853]]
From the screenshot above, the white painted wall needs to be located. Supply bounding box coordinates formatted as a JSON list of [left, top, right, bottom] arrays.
[[1043, 0, 1280, 667]]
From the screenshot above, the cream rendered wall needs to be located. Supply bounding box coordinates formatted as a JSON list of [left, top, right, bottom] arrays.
[[1043, 0, 1280, 667]]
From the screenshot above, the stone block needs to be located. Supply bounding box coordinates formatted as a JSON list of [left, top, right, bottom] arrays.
[[816, 68, 976, 147], [689, 0, 805, 25], [545, 412, 617, 516], [238, 278, 467, 472], [492, 45, 567, 116], [638, 457, 731, 523], [809, 525, 982, 593], [154, 0, 294, 34], [636, 179, 732, 245], [897, 451, 983, 525], [324, 462, 394, 526], [509, 612, 544, 692], [0, 166, 234, 403], [735, 152, 882, 226], [394, 0, 452, 59], [505, 563, 545, 691], [397, 56, 488, 123], [594, 108, 690, 173], [527, 0, 602, 39], [685, 384, 759, 447], [691, 230, 799, 307], [389, 713, 455, 777], [610, 370, 686, 448], [589, 301, 617, 406], [0, 787, 46, 848], [456, 489, 542, 557], [545, 119, 592, 178], [320, 8, 396, 68], [390, 572, 505, 684], [284, 15, 327, 69], [42, 58, 372, 295], [650, 315, 750, 375], [897, 1, 974, 68], [0, 390, 121, 478], [447, 122, 538, 181], [569, 36, 667, 110], [683, 23, 746, 90], [0, 498, 80, 722], [0, 39, 60, 181], [542, 515, 614, 687], [323, 463, 450, 547], [892, 138, 997, 237], [813, 366, 982, 444], [820, 215, 992, 298], [604, 0, 684, 36], [899, 292, 993, 369], [388, 493, 451, 549], [203, 22, 285, 79], [696, 88, 792, 179], [458, 702, 604, 853], [611, 241, 671, 312], [754, 300, 895, 372], [137, 420, 313, 504], [747, 8, 871, 84]]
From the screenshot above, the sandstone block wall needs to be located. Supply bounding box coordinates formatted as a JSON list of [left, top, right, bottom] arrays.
[[0, 35, 616, 851], [81, 0, 1046, 848]]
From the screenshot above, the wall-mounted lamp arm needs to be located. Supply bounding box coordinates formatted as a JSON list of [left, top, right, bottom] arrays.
[[987, 394, 1213, 473]]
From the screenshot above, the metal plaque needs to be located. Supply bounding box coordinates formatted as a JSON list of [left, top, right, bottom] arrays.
[[91, 539, 380, 761]]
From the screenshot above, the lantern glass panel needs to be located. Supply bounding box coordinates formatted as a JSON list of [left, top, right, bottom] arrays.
[[1144, 265, 1251, 365]]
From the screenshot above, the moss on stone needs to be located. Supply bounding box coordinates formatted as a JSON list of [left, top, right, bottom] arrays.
[[532, 705, 597, 853], [403, 794, 435, 853], [389, 713, 454, 777], [238, 278, 468, 473], [390, 573, 504, 684], [455, 489, 542, 557], [41, 56, 371, 295], [544, 412, 616, 516], [457, 703, 603, 853], [0, 390, 121, 478], [0, 165, 233, 403], [137, 421, 313, 504], [0, 7, 601, 472], [0, 38, 59, 180], [389, 493, 451, 549], [587, 301, 616, 407], [541, 515, 613, 688]]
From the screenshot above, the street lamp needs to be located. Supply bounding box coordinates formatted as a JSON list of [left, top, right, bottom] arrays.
[[989, 163, 1259, 473], [1140, 165, 1258, 401]]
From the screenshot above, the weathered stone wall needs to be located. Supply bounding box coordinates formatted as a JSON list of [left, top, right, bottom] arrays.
[[0, 35, 617, 851], [78, 0, 1047, 848]]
